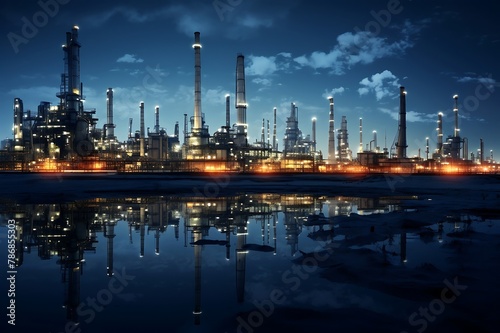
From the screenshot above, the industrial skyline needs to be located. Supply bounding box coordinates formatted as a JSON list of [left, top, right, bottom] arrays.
[[1, 0, 499, 159]]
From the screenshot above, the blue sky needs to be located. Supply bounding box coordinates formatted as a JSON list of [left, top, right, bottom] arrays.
[[1, 0, 499, 158]]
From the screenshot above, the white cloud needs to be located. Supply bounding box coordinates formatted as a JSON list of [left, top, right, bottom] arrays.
[[252, 78, 272, 87], [322, 87, 345, 99], [117, 54, 144, 63], [240, 14, 273, 28], [358, 70, 400, 100], [294, 19, 425, 74], [246, 55, 278, 76], [456, 75, 497, 90]]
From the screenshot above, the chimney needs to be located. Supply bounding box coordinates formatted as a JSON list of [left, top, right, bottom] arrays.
[[437, 112, 443, 155], [225, 94, 230, 128], [106, 88, 114, 139], [272, 107, 277, 151], [193, 32, 202, 131], [328, 97, 336, 163], [154, 106, 160, 134], [359, 117, 363, 153], [312, 117, 317, 152], [236, 55, 247, 125], [453, 95, 459, 137], [140, 102, 145, 157], [396, 86, 407, 158]]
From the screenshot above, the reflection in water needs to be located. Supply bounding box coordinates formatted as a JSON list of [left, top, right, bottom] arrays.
[[1, 193, 423, 329]]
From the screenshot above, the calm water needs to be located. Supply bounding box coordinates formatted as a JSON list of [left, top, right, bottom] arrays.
[[1, 193, 499, 333]]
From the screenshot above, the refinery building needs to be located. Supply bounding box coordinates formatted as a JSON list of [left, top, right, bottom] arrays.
[[0, 27, 496, 174]]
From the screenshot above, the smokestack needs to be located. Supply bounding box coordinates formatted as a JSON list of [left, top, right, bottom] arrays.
[[183, 114, 188, 145], [128, 118, 133, 139], [426, 137, 429, 160], [272, 107, 277, 151], [359, 118, 363, 153], [312, 117, 317, 152], [437, 112, 443, 155], [140, 102, 145, 157], [225, 94, 230, 128], [154, 106, 160, 134], [61, 26, 81, 113], [480, 138, 484, 164], [328, 97, 336, 163], [453, 95, 459, 137], [174, 121, 179, 138], [13, 98, 23, 151], [396, 86, 407, 158], [267, 120, 270, 148], [235, 54, 247, 143], [373, 130, 377, 152], [193, 32, 202, 131], [106, 88, 114, 139], [261, 118, 265, 147]]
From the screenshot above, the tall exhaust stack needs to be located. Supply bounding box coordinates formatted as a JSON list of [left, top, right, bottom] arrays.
[[225, 94, 230, 128], [272, 107, 277, 151], [396, 86, 407, 158], [312, 117, 317, 152], [480, 138, 484, 164], [140, 102, 145, 157], [154, 106, 160, 134], [261, 118, 265, 147], [267, 120, 270, 148], [193, 32, 202, 131], [106, 88, 114, 139], [59, 26, 82, 114], [183, 114, 188, 145], [359, 117, 363, 152], [373, 130, 378, 152], [453, 95, 459, 137], [328, 97, 336, 163], [437, 112, 443, 155], [235, 54, 247, 145]]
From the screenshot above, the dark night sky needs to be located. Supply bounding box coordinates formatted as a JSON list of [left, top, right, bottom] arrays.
[[1, 0, 499, 158]]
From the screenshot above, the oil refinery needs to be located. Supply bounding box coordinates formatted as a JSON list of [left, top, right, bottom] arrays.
[[0, 26, 497, 174]]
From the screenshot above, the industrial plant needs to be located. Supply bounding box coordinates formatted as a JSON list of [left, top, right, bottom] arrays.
[[1, 26, 497, 174]]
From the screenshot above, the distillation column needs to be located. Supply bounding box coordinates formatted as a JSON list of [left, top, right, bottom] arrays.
[[359, 118, 363, 153], [139, 102, 145, 157], [235, 54, 248, 146], [106, 88, 115, 140], [193, 32, 202, 131], [396, 86, 407, 158], [312, 117, 317, 152], [328, 97, 335, 163]]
